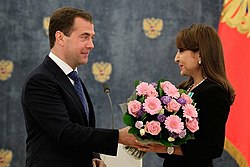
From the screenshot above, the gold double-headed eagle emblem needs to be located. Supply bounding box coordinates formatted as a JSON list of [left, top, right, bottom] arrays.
[[0, 149, 12, 167], [43, 17, 50, 36], [143, 18, 163, 39], [0, 60, 14, 81], [92, 62, 112, 83]]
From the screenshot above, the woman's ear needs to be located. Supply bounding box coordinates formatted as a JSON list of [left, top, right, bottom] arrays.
[[197, 52, 201, 64]]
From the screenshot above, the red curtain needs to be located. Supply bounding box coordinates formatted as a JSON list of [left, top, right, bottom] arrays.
[[218, 0, 250, 166]]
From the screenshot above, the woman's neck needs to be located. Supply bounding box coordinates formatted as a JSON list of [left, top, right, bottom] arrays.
[[193, 77, 206, 86], [187, 76, 207, 93]]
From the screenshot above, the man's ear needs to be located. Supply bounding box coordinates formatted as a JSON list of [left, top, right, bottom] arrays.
[[55, 31, 64, 46]]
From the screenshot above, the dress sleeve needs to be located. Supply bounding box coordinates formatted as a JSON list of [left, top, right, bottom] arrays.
[[180, 84, 230, 163]]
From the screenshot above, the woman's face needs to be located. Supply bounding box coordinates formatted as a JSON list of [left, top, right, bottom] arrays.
[[174, 49, 201, 77]]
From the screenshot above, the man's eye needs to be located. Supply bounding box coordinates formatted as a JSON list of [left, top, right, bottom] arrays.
[[80, 36, 88, 41]]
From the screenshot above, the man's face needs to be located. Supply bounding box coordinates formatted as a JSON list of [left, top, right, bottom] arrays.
[[63, 17, 95, 69]]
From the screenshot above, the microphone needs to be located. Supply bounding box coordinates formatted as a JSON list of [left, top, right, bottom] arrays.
[[102, 83, 114, 129], [103, 83, 110, 94]]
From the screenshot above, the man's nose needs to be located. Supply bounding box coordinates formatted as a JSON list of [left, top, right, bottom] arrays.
[[86, 38, 94, 49]]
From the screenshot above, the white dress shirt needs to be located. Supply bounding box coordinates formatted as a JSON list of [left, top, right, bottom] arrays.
[[48, 51, 77, 85]]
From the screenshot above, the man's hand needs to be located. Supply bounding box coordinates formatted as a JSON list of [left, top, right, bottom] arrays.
[[92, 158, 106, 167], [118, 127, 141, 148]]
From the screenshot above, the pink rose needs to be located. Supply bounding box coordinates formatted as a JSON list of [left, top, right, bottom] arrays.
[[186, 118, 199, 133], [127, 100, 141, 117], [166, 99, 181, 112], [145, 121, 161, 135]]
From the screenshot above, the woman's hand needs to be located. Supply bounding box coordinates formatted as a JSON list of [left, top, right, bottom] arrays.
[[136, 142, 167, 153], [136, 141, 183, 155]]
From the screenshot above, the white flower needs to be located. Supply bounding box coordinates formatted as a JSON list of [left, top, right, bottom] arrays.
[[179, 129, 187, 138], [159, 109, 165, 114], [168, 137, 175, 142], [140, 129, 146, 136], [135, 121, 144, 129]]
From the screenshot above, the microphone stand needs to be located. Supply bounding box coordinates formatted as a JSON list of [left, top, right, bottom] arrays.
[[103, 84, 114, 129]]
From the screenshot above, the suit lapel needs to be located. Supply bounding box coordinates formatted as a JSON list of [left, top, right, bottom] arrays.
[[43, 56, 89, 125]]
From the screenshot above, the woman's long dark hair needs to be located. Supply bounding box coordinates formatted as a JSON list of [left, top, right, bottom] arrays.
[[176, 24, 235, 105]]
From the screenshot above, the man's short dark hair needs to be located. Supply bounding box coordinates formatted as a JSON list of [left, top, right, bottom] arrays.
[[49, 6, 93, 48]]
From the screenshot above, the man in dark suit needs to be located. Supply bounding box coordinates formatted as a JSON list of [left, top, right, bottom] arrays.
[[21, 6, 139, 167]]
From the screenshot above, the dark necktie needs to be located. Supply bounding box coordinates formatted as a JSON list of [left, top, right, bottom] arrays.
[[68, 71, 89, 122]]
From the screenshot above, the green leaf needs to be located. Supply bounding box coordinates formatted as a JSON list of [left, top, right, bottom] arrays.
[[123, 113, 136, 126], [179, 89, 186, 94], [134, 80, 140, 88], [174, 139, 186, 145], [157, 79, 165, 97], [127, 90, 137, 102], [128, 127, 140, 135], [158, 78, 166, 83], [159, 87, 164, 97], [141, 113, 148, 121], [174, 134, 195, 145], [138, 96, 145, 103]]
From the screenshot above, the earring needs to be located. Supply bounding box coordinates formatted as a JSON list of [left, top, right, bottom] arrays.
[[198, 60, 201, 64]]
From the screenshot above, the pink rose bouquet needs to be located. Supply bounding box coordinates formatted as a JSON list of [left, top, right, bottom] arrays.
[[122, 79, 199, 159]]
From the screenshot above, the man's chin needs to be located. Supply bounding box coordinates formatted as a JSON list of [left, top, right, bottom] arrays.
[[80, 59, 88, 65]]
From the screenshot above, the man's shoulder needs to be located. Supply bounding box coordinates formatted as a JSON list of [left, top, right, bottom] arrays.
[[24, 59, 56, 86], [28, 56, 59, 77]]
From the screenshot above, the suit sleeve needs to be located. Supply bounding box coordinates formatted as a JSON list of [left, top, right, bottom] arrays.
[[23, 73, 119, 155]]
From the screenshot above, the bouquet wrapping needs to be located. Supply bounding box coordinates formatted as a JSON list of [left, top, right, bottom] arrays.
[[121, 79, 199, 159]]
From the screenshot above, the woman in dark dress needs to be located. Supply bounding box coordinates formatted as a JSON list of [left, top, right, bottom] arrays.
[[139, 24, 235, 167]]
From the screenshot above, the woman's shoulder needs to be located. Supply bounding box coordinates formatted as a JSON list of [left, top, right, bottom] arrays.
[[199, 79, 226, 93], [194, 79, 230, 103]]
